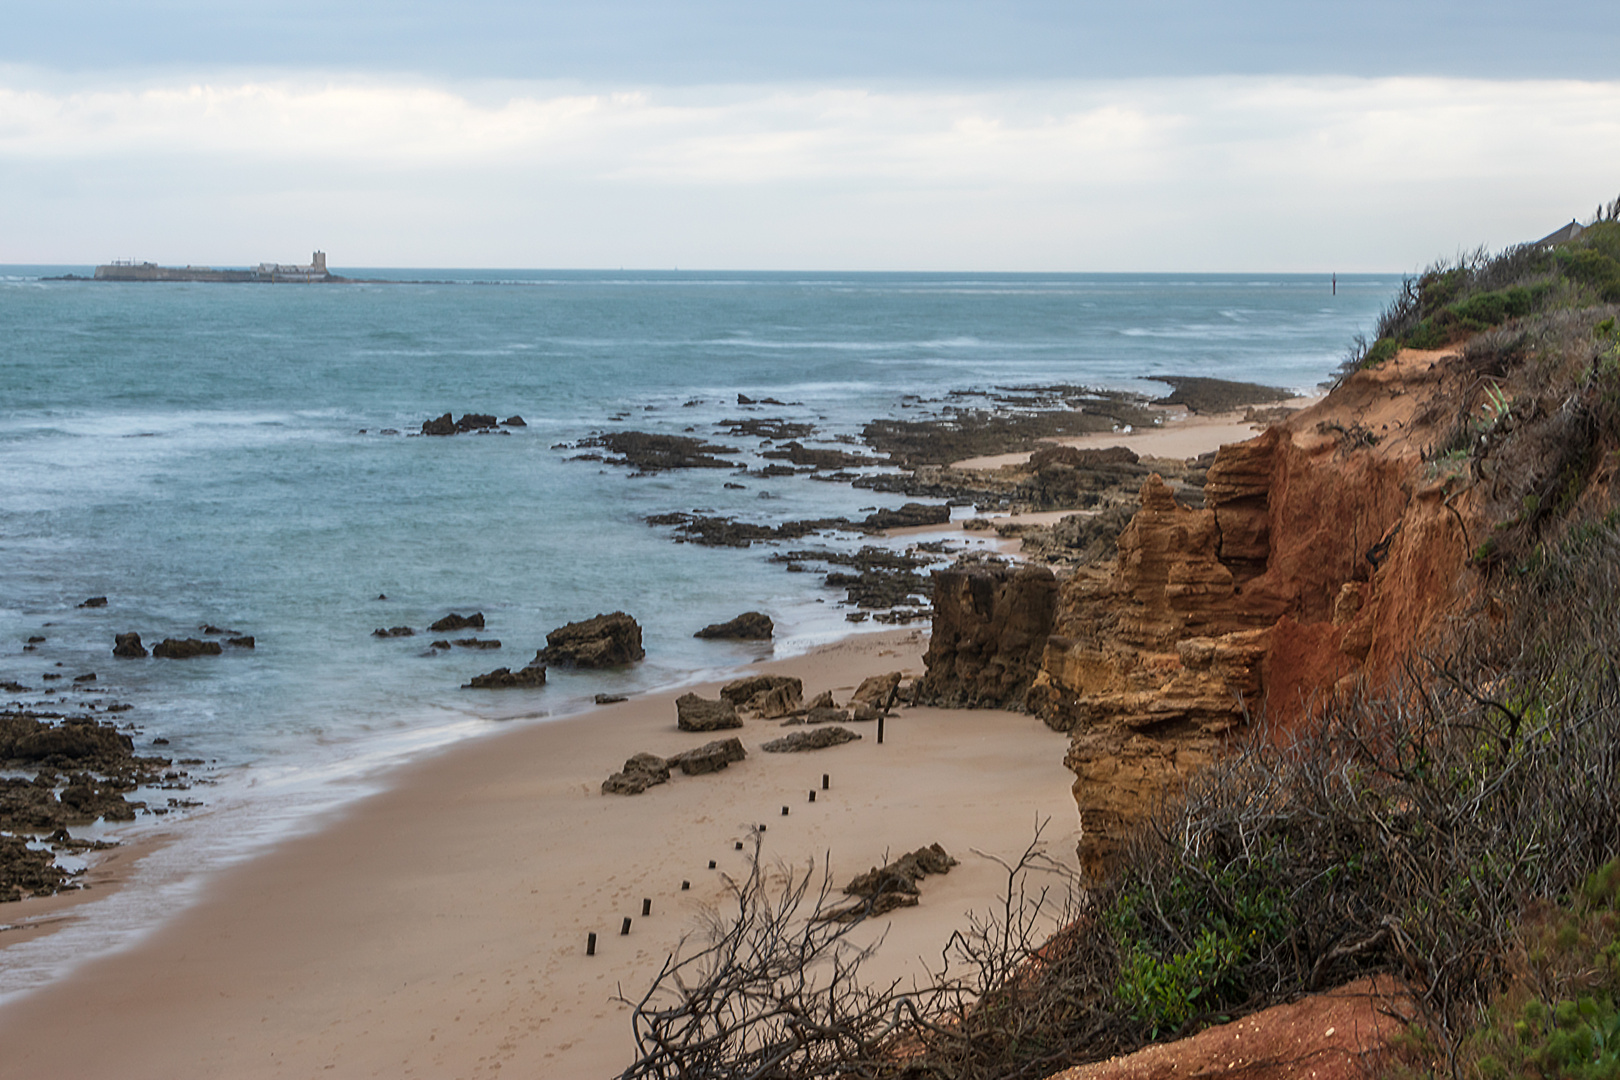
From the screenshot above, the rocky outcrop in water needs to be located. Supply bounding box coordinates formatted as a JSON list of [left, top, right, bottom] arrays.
[[113, 632, 148, 658], [462, 664, 547, 689], [421, 412, 515, 436], [695, 612, 774, 640], [152, 638, 223, 659], [430, 612, 484, 632], [570, 431, 739, 471], [536, 611, 645, 668]]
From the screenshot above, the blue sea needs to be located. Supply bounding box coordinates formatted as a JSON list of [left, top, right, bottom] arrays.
[[0, 267, 1394, 995]]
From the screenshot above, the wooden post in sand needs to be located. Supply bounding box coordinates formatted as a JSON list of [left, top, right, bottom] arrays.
[[822, 773, 829, 790], [781, 806, 789, 816], [587, 932, 597, 956], [642, 898, 651, 917], [877, 714, 885, 744], [621, 917, 632, 936], [809, 790, 816, 802]]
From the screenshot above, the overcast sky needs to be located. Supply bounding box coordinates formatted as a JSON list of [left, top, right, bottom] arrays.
[[3, 1, 1617, 270]]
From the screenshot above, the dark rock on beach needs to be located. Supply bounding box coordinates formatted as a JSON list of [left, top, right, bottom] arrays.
[[535, 611, 644, 668], [916, 560, 1057, 709], [594, 693, 629, 705], [462, 664, 547, 689], [675, 693, 741, 731], [227, 636, 255, 648], [602, 752, 671, 795], [1, 832, 70, 901], [762, 726, 860, 752], [851, 671, 904, 707], [723, 675, 801, 719], [429, 612, 484, 632], [452, 638, 501, 649], [669, 736, 747, 775], [501, 415, 526, 427], [78, 596, 108, 608], [373, 626, 415, 638], [113, 632, 148, 658], [694, 612, 774, 640], [151, 638, 223, 659], [823, 843, 958, 919]]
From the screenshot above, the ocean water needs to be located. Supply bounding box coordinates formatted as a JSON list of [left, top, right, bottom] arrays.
[[0, 268, 1394, 994]]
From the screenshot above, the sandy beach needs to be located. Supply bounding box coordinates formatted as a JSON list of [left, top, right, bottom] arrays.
[[0, 629, 1078, 1079], [951, 398, 1320, 471]]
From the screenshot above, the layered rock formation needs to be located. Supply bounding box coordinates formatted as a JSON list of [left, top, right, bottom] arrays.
[[921, 351, 1484, 879], [915, 562, 1057, 708]]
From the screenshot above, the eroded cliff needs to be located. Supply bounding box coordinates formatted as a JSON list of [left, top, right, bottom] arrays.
[[924, 348, 1503, 878]]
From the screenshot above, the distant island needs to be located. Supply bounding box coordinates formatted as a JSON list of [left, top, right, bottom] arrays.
[[85, 250, 341, 283]]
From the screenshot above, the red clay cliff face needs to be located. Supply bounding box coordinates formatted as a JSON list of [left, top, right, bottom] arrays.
[[951, 350, 1486, 879]]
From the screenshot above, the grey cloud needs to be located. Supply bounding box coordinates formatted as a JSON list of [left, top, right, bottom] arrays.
[[7, 0, 1618, 82]]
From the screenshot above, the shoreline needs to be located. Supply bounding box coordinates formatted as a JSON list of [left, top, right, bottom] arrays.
[[0, 380, 1302, 1077], [0, 628, 1082, 1078]]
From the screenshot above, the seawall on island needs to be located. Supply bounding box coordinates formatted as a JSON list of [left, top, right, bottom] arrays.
[[88, 250, 338, 283]]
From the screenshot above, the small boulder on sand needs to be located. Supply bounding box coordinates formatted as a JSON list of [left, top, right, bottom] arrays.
[[667, 737, 747, 775], [602, 753, 671, 795], [676, 693, 741, 731], [824, 843, 958, 919], [851, 671, 903, 706], [720, 674, 803, 718], [762, 726, 860, 752]]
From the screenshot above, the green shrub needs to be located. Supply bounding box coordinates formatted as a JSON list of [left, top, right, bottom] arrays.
[[1363, 337, 1400, 366]]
